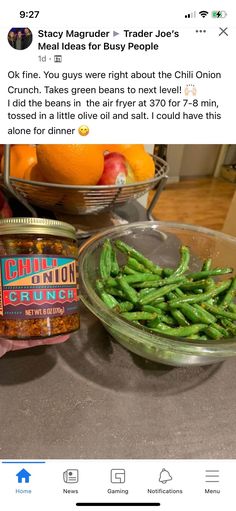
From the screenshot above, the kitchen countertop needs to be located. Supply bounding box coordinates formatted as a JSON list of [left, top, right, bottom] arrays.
[[1, 201, 236, 459]]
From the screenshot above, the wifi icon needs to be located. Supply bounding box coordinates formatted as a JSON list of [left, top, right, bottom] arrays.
[[199, 10, 209, 18]]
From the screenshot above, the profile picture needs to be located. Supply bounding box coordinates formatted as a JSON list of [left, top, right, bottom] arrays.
[[8, 27, 32, 50]]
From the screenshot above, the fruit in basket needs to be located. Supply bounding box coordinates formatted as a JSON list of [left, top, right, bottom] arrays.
[[1, 145, 37, 179], [100, 145, 155, 182], [36, 144, 104, 185], [24, 164, 45, 182], [98, 152, 135, 185], [122, 147, 155, 182]]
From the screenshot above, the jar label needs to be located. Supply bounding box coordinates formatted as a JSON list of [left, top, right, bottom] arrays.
[[0, 255, 79, 319]]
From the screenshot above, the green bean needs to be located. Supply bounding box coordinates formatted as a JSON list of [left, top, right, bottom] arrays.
[[180, 279, 212, 291], [114, 301, 134, 313], [123, 265, 138, 275], [172, 245, 190, 276], [121, 311, 157, 321], [148, 323, 206, 337], [219, 276, 236, 307], [201, 258, 212, 271], [180, 303, 214, 325], [168, 289, 215, 324], [170, 308, 190, 327], [193, 304, 217, 324], [203, 303, 236, 321], [167, 292, 189, 326], [116, 276, 139, 304], [210, 323, 229, 337], [205, 279, 215, 291], [139, 282, 186, 305], [114, 240, 162, 275], [142, 305, 176, 326], [110, 248, 120, 276], [220, 319, 236, 335], [141, 305, 164, 314], [152, 301, 169, 311], [107, 273, 159, 286], [170, 289, 211, 324], [127, 257, 152, 274], [104, 287, 126, 299], [96, 239, 236, 342], [204, 326, 222, 340], [124, 273, 161, 285], [220, 318, 233, 328], [139, 287, 157, 298], [136, 275, 187, 289], [186, 268, 233, 280], [95, 280, 119, 309], [168, 280, 232, 308], [162, 268, 174, 277], [175, 287, 184, 297], [206, 298, 215, 305], [105, 276, 118, 288], [99, 239, 113, 279], [148, 313, 176, 327]]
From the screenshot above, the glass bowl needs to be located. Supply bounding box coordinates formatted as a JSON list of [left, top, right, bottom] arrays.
[[78, 221, 236, 367]]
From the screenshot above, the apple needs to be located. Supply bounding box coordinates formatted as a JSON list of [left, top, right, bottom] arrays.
[[98, 152, 136, 185], [98, 152, 128, 185]]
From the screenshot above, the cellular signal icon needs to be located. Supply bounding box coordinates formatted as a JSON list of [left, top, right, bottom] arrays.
[[199, 10, 209, 18], [185, 11, 196, 18]]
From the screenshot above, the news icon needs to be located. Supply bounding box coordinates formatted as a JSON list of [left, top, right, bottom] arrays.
[[63, 469, 79, 483]]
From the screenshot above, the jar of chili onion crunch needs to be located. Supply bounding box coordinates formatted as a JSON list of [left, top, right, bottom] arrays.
[[0, 218, 79, 339]]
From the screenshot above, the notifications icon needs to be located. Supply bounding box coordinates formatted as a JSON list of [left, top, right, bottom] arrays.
[[159, 468, 172, 484]]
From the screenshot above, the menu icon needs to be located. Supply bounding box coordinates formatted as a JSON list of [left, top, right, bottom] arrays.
[[205, 469, 220, 483]]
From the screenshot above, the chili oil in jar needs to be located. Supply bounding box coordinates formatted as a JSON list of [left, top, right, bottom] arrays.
[[0, 218, 79, 339]]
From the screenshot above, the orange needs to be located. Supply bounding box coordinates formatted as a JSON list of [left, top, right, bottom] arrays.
[[24, 164, 45, 182], [36, 144, 104, 185], [1, 145, 37, 179], [123, 147, 155, 182]]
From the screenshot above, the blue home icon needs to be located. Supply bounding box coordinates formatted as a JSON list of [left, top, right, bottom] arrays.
[[16, 468, 31, 483]]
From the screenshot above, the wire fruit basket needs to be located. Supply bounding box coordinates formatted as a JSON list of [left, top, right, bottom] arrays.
[[1, 149, 168, 217]]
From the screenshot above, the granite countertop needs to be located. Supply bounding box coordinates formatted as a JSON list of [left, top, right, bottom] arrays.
[[1, 301, 236, 459]]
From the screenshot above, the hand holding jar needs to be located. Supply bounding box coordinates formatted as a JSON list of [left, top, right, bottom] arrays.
[[0, 334, 69, 358]]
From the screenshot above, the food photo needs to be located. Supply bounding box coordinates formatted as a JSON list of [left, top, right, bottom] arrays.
[[0, 142, 236, 459]]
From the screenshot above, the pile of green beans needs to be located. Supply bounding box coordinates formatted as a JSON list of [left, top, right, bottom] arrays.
[[95, 238, 236, 341]]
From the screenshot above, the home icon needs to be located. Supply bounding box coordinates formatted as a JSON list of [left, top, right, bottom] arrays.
[[16, 468, 31, 483]]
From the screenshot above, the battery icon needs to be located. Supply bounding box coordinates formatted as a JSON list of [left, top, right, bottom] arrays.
[[212, 10, 227, 18]]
